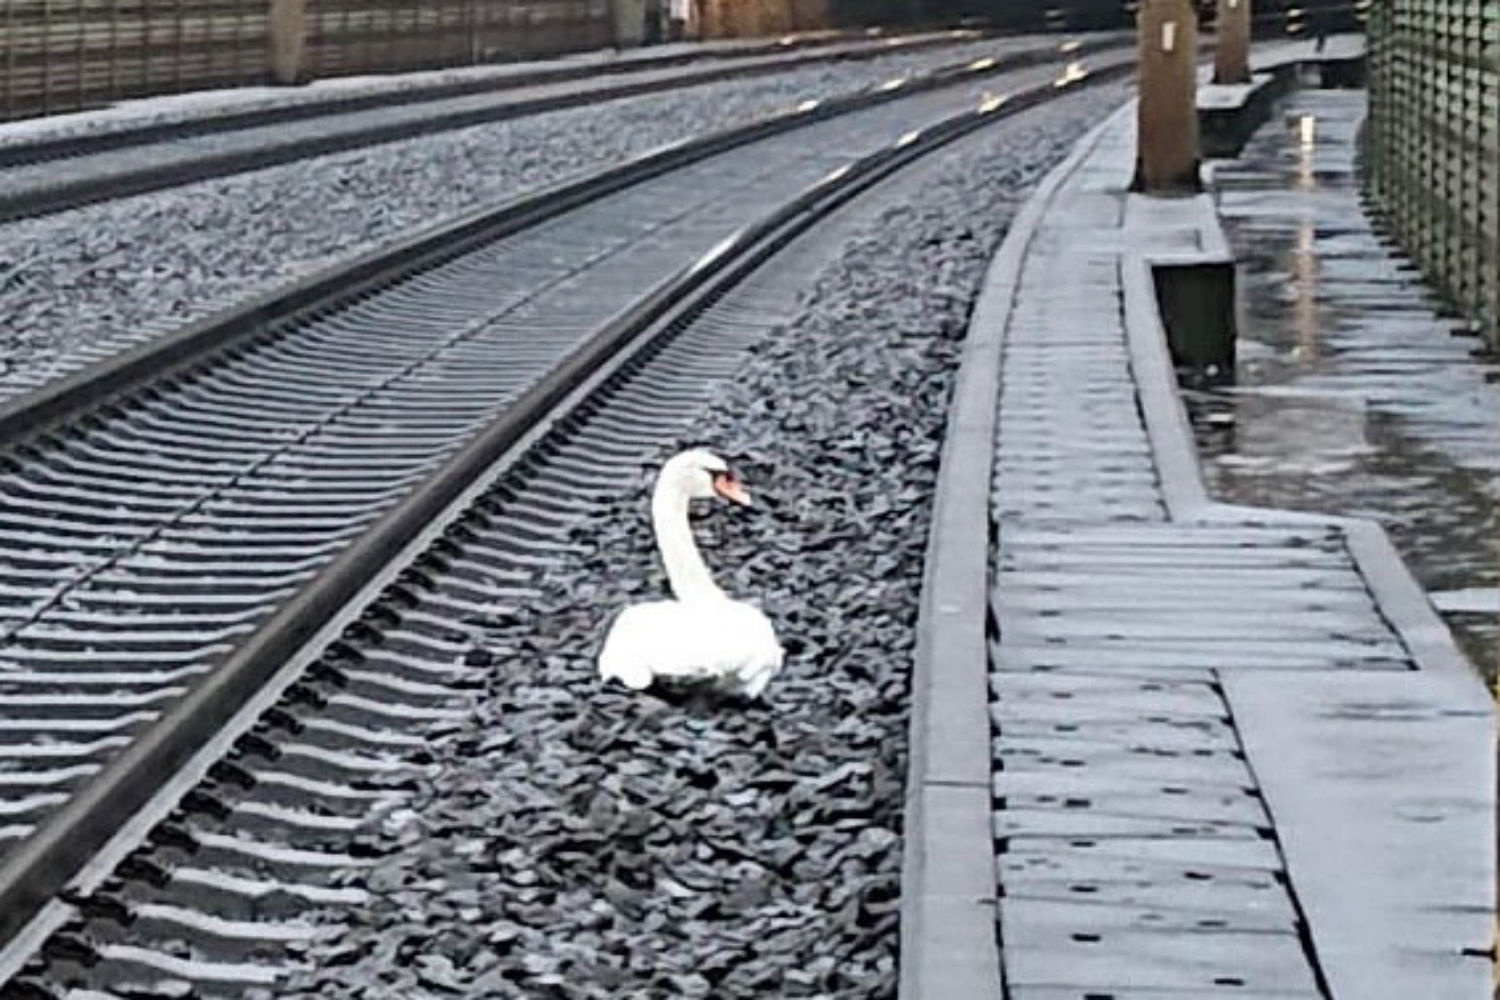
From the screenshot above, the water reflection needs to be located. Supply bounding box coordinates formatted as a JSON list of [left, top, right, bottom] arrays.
[[1192, 91, 1499, 681]]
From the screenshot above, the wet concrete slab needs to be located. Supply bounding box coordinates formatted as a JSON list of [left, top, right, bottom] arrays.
[[1199, 90, 1499, 681], [1227, 670, 1493, 998], [975, 75, 1494, 998]]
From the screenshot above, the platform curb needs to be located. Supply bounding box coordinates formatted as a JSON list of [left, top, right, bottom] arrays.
[[898, 102, 1122, 1000]]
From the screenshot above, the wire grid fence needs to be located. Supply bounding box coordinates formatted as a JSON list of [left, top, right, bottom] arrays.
[[1365, 0, 1499, 346], [0, 0, 612, 120]]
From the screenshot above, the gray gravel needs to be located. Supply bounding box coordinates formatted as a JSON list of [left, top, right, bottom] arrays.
[[269, 86, 1126, 1000], [0, 37, 1055, 404]]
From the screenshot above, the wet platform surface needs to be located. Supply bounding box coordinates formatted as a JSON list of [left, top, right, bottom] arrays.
[[1192, 89, 1500, 682], [976, 87, 1494, 998]]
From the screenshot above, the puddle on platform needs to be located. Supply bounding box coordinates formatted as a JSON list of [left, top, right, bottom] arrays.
[[1187, 90, 1499, 683]]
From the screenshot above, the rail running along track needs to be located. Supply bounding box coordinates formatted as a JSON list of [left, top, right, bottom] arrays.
[[0, 28, 964, 166], [0, 50, 1132, 996], [0, 31, 1124, 225]]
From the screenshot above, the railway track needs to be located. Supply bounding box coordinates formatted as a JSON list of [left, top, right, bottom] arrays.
[[0, 28, 964, 168], [0, 31, 1122, 225], [0, 46, 1133, 997]]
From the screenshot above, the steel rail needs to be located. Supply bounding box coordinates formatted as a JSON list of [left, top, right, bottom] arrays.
[[0, 53, 1136, 964], [0, 29, 974, 170], [0, 34, 1125, 225]]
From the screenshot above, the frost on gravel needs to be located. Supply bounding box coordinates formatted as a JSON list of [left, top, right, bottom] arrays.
[[267, 87, 1126, 1000], [0, 37, 1037, 402]]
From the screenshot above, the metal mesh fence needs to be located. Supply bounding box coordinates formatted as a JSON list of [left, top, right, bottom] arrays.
[[0, 0, 613, 120], [1365, 0, 1499, 345]]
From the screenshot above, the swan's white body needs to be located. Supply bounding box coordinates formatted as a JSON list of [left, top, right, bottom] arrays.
[[598, 449, 784, 698]]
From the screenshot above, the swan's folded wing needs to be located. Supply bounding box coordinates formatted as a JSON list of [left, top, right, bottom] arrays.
[[598, 600, 783, 693], [598, 602, 671, 689]]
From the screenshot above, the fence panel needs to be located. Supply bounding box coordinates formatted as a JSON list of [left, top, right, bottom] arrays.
[[1365, 0, 1499, 347], [0, 0, 614, 120], [0, 0, 270, 118]]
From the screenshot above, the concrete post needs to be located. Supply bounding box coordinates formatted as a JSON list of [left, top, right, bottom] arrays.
[[1213, 0, 1251, 84], [267, 0, 307, 85], [611, 0, 648, 46], [1133, 0, 1201, 194]]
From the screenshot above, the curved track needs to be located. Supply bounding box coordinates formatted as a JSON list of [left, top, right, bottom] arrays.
[[0, 30, 963, 168], [0, 50, 1133, 997], [0, 32, 1124, 225]]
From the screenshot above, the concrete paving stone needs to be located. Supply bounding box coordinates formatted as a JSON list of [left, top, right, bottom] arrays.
[[989, 663, 1220, 688], [1000, 921, 1321, 993], [999, 852, 1288, 904], [999, 626, 1403, 659], [992, 590, 1379, 616], [1001, 895, 1297, 936], [993, 502, 1167, 523], [1000, 838, 1287, 884], [993, 810, 1262, 841], [995, 611, 1395, 644], [1006, 358, 1128, 380], [999, 371, 1135, 386], [1004, 540, 1345, 564], [989, 459, 1152, 474], [1008, 297, 1119, 313], [994, 439, 1151, 454], [998, 563, 1368, 589], [992, 643, 1408, 673], [997, 416, 1145, 432], [992, 572, 1372, 600], [1004, 332, 1129, 346], [999, 347, 1132, 360], [991, 715, 1241, 754], [995, 571, 1380, 602], [996, 455, 1157, 470], [1010, 987, 1321, 999], [988, 671, 1224, 705], [1225, 671, 1494, 999], [995, 774, 1267, 827], [994, 743, 1250, 787], [999, 380, 1139, 395], [996, 620, 1404, 653], [1003, 524, 1339, 545], [995, 477, 1164, 496]]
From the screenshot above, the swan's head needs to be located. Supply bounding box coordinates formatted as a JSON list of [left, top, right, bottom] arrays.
[[659, 448, 751, 506]]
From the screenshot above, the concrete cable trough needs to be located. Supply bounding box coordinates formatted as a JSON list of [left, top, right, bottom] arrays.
[[0, 52, 1135, 997]]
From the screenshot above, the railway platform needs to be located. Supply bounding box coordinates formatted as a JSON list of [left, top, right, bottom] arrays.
[[904, 43, 1496, 1000]]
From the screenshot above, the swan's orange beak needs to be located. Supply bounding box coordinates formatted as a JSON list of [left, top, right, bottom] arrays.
[[712, 472, 751, 506]]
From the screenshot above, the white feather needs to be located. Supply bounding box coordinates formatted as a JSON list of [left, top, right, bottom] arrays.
[[599, 598, 784, 698]]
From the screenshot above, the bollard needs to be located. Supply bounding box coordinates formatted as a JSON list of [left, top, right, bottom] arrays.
[[1213, 0, 1251, 84], [267, 0, 307, 85], [1133, 0, 1201, 194]]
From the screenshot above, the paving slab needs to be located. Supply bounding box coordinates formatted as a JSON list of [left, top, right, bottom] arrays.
[[1226, 670, 1493, 998]]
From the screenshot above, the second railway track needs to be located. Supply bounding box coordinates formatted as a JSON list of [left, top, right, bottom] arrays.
[[0, 47, 1133, 996], [0, 31, 1123, 225]]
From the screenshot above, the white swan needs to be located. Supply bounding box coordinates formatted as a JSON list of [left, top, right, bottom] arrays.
[[598, 448, 783, 699]]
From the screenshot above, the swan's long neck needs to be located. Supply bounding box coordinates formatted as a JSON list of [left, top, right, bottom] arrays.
[[652, 482, 726, 602]]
